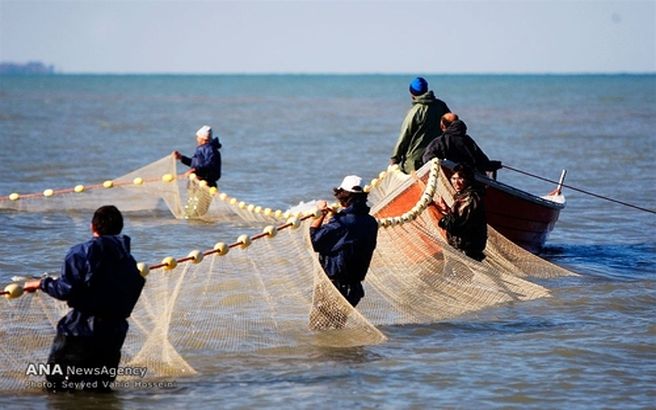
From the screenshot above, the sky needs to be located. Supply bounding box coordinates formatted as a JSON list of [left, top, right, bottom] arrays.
[[0, 0, 654, 74]]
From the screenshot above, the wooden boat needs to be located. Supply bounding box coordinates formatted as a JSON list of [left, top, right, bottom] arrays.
[[374, 160, 566, 254]]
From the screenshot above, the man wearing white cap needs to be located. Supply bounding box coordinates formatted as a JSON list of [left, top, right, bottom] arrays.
[[310, 175, 378, 318], [173, 125, 222, 187]]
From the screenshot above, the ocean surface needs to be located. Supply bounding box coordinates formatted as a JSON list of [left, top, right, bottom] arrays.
[[0, 74, 654, 409]]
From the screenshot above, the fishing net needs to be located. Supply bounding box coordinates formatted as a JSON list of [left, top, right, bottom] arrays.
[[0, 154, 287, 224], [0, 159, 577, 391], [0, 156, 182, 216]]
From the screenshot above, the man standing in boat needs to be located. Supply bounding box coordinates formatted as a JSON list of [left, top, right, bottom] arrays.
[[24, 205, 145, 391], [390, 77, 450, 174], [309, 175, 378, 328], [422, 113, 501, 175], [173, 125, 222, 187]]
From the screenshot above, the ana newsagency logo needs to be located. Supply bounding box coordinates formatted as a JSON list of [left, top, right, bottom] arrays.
[[26, 363, 148, 379]]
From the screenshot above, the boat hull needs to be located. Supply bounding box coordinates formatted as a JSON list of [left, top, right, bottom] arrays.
[[483, 187, 562, 253], [374, 161, 564, 254]]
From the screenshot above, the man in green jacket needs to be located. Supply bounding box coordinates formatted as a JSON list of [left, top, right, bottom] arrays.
[[390, 77, 450, 173]]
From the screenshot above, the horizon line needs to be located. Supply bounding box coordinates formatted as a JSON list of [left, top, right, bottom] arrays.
[[2, 71, 655, 76]]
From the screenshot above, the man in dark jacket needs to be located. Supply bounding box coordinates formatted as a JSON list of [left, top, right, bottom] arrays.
[[422, 113, 501, 174], [173, 125, 222, 187], [309, 175, 378, 328], [24, 205, 145, 391], [436, 165, 487, 261], [390, 77, 450, 174]]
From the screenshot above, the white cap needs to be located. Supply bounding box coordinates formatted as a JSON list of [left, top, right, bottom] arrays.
[[196, 125, 212, 140], [336, 175, 363, 193]]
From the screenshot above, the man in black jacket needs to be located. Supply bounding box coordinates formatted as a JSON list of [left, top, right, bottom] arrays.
[[436, 165, 487, 261], [422, 113, 501, 174]]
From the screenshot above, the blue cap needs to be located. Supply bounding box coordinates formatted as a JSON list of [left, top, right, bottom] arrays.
[[409, 77, 428, 96]]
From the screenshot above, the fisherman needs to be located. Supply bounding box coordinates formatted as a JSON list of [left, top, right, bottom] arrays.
[[309, 175, 378, 328], [422, 113, 501, 174], [173, 125, 222, 187], [435, 164, 487, 261], [390, 77, 450, 174], [24, 205, 145, 392]]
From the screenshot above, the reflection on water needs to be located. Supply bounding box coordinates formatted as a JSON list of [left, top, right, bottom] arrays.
[[544, 242, 656, 280]]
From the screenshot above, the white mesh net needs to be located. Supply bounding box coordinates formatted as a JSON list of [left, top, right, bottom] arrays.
[[0, 156, 183, 215], [0, 158, 576, 391]]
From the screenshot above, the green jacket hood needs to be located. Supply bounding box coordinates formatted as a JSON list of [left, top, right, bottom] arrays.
[[412, 90, 437, 105]]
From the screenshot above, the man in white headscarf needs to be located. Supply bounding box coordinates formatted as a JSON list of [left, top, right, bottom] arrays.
[[173, 125, 222, 187]]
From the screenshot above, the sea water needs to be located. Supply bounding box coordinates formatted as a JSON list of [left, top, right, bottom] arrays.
[[0, 74, 654, 409]]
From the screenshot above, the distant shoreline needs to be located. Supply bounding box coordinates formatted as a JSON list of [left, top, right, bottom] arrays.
[[0, 62, 55, 75]]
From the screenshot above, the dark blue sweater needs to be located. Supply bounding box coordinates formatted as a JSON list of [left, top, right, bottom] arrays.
[[310, 200, 378, 283], [181, 138, 222, 186], [40, 235, 145, 339]]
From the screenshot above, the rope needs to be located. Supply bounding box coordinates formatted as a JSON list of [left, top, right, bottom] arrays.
[[0, 173, 181, 202], [2, 161, 442, 300], [502, 164, 656, 215]]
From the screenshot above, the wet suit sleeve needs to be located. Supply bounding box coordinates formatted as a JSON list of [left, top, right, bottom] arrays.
[[422, 137, 445, 165], [180, 155, 192, 167], [310, 218, 347, 254], [191, 147, 218, 176], [464, 137, 495, 172], [39, 246, 87, 301], [471, 145, 492, 172]]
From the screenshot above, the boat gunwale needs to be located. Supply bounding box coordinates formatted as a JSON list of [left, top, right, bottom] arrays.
[[438, 159, 566, 211]]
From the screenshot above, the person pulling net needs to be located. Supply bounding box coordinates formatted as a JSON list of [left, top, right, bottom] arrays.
[[0, 159, 577, 392], [20, 206, 145, 392], [309, 175, 378, 329], [173, 125, 222, 218]]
